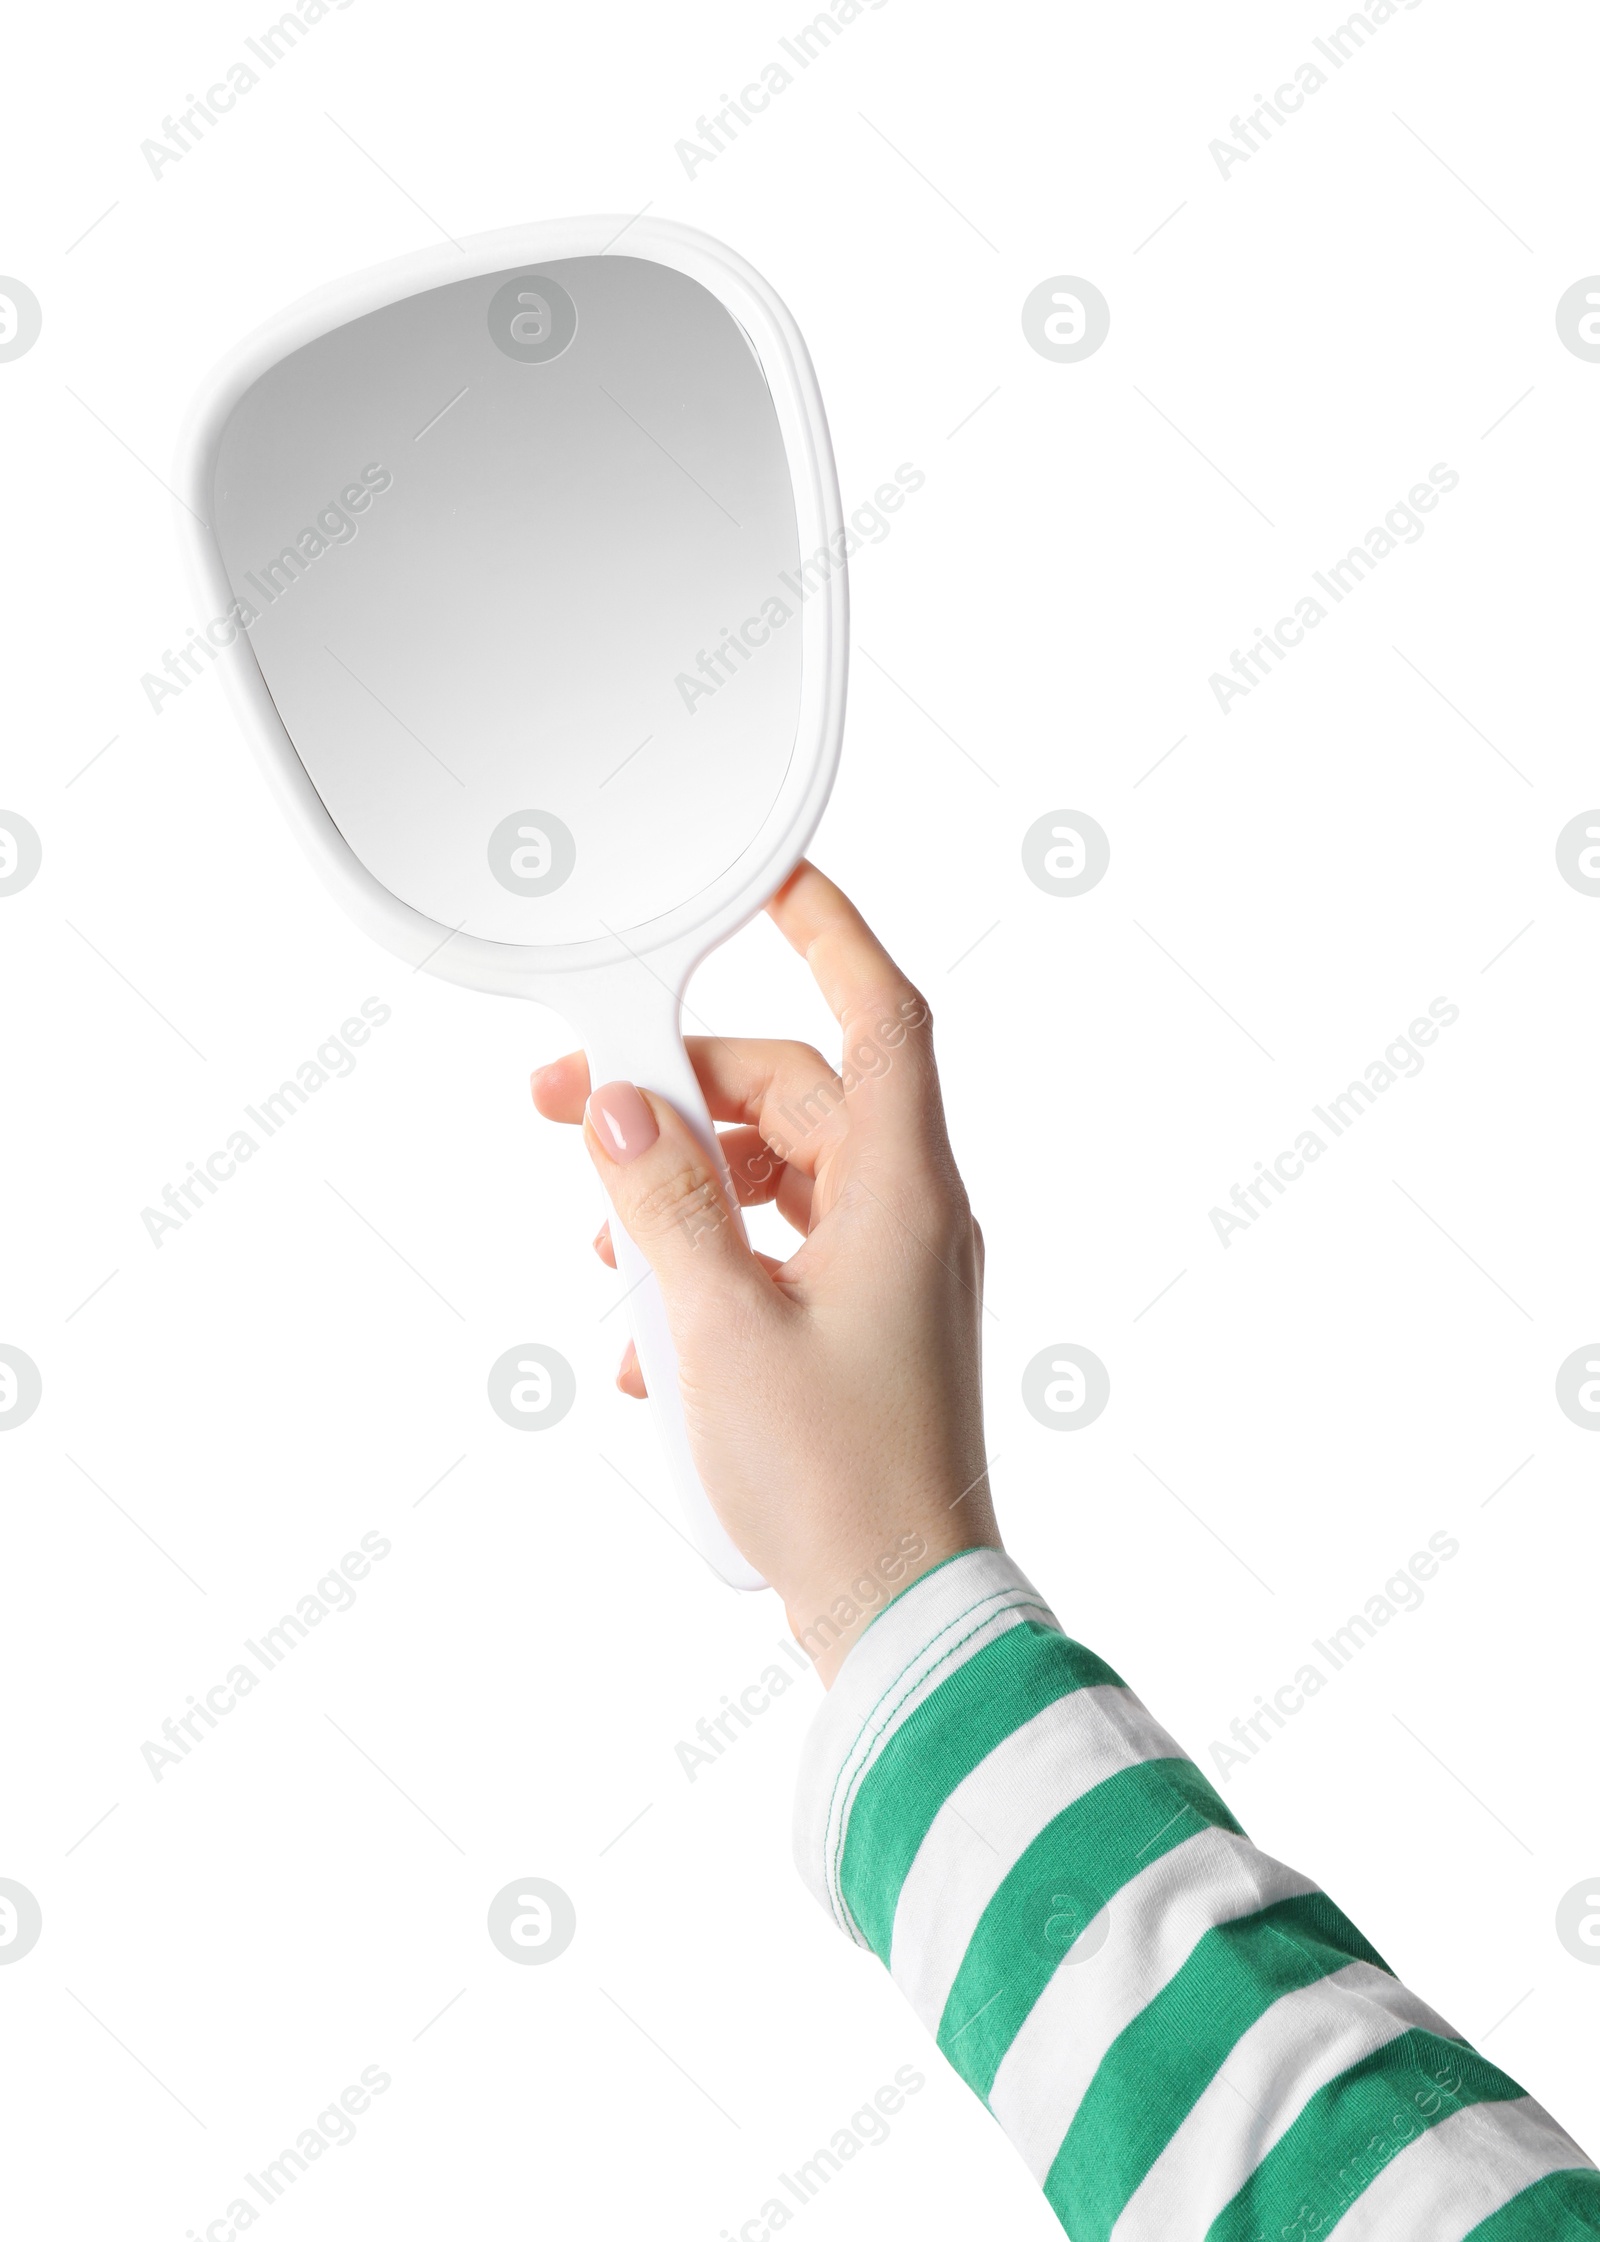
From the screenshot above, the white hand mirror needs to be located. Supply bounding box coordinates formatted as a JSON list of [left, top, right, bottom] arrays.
[[176, 219, 848, 1590]]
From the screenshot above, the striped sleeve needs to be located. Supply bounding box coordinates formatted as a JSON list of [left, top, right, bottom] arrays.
[[793, 1549, 1598, 2240]]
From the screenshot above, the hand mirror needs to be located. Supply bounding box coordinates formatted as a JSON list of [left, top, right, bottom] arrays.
[[176, 218, 849, 1589]]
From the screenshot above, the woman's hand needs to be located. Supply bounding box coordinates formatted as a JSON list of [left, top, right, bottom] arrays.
[[531, 863, 1000, 1684]]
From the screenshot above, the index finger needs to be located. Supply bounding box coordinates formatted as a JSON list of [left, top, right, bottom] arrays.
[[766, 861, 942, 1138], [767, 861, 921, 1030]]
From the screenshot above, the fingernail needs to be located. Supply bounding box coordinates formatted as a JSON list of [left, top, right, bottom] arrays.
[[586, 1081, 658, 1164]]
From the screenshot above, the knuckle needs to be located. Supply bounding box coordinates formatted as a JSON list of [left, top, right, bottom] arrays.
[[628, 1157, 728, 1246], [901, 981, 933, 1035], [768, 1061, 845, 1161], [841, 981, 934, 1077], [871, 1158, 973, 1255], [922, 1165, 976, 1249]]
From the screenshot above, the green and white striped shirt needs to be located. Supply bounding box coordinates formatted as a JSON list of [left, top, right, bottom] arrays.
[[795, 1550, 1597, 2239]]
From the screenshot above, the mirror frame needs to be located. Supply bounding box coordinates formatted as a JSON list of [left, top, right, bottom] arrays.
[[175, 216, 847, 1000]]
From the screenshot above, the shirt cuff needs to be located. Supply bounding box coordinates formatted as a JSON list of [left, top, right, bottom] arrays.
[[792, 1546, 1058, 1943]]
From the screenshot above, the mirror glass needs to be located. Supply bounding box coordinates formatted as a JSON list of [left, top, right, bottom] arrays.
[[210, 256, 803, 947]]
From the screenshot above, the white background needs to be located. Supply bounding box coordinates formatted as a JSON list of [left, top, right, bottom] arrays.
[[2, 0, 1597, 2234]]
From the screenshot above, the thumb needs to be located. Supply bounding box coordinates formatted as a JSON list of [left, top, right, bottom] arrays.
[[583, 1079, 767, 1317]]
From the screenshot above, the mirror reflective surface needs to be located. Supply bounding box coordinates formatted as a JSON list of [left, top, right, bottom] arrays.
[[210, 255, 803, 948]]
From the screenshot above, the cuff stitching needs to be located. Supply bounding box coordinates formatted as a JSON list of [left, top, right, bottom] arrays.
[[822, 1586, 1056, 1937]]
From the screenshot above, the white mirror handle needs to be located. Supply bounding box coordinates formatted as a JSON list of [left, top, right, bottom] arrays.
[[579, 1000, 767, 1592]]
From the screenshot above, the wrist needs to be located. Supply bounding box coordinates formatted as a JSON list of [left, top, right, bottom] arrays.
[[784, 1520, 1004, 1689]]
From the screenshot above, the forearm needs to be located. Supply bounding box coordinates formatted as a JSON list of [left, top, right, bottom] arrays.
[[795, 1549, 1597, 2239]]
